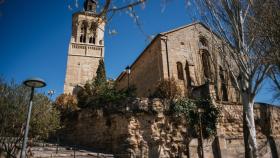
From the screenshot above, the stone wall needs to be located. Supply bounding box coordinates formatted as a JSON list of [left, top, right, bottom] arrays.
[[64, 55, 102, 94], [116, 38, 164, 97], [61, 99, 280, 158], [216, 102, 280, 158]]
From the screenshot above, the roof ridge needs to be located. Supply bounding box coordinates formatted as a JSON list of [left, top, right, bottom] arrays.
[[160, 21, 205, 35]]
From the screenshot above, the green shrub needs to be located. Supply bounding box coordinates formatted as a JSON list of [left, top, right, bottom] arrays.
[[77, 80, 136, 108], [171, 98, 220, 138], [152, 78, 182, 100], [0, 78, 61, 157], [76, 59, 137, 108], [94, 59, 106, 86], [55, 93, 78, 112]]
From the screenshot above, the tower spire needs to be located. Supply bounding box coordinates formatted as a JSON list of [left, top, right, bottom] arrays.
[[84, 0, 97, 13]]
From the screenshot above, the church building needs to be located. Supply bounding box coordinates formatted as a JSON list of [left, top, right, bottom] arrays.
[[63, 0, 239, 103], [116, 22, 240, 103]]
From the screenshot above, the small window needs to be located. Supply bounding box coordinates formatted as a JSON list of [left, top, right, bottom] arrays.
[[81, 24, 86, 32], [81, 26, 85, 32], [99, 40, 103, 45], [91, 23, 97, 33], [89, 5, 93, 11], [199, 36, 208, 47], [80, 35, 86, 43], [81, 22, 87, 33], [185, 61, 191, 88], [219, 66, 228, 101], [177, 62, 184, 80], [89, 37, 95, 44], [202, 50, 211, 79]]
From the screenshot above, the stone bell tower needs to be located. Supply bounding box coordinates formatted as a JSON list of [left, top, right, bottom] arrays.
[[64, 0, 105, 94]]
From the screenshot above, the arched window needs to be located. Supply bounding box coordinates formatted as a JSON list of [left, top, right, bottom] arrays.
[[185, 61, 192, 88], [202, 50, 211, 79], [219, 66, 228, 101], [88, 5, 93, 11], [80, 22, 87, 43], [199, 36, 208, 47], [81, 22, 87, 33], [81, 25, 85, 32], [90, 23, 97, 35], [89, 36, 95, 44], [80, 35, 86, 43], [177, 62, 184, 80], [91, 24, 97, 30], [88, 22, 97, 44]]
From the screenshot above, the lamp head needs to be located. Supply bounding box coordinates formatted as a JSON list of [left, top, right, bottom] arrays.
[[23, 77, 46, 88], [125, 65, 131, 74]]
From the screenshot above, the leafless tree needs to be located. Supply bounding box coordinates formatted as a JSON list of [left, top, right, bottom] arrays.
[[251, 0, 280, 100], [189, 0, 273, 157]]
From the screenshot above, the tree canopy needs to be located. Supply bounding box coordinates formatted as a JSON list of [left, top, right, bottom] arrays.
[[0, 78, 60, 157]]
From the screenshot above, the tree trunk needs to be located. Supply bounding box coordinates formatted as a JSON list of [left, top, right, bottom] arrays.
[[243, 108, 253, 158], [241, 92, 258, 158], [268, 136, 279, 158]]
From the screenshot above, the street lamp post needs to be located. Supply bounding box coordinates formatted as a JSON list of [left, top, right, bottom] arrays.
[[20, 78, 46, 158], [198, 107, 205, 158], [125, 65, 131, 90], [48, 90, 55, 99]]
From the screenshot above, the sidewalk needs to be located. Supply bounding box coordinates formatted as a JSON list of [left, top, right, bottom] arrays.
[[30, 143, 114, 158]]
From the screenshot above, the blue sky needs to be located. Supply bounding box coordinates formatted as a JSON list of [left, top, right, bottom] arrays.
[[0, 0, 277, 104]]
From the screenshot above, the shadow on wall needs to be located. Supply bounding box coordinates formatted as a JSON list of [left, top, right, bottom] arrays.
[[259, 104, 279, 158]]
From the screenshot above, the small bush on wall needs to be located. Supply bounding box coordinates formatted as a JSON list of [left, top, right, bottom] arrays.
[[152, 78, 182, 100], [54, 93, 79, 121], [76, 80, 137, 108], [55, 93, 79, 112], [171, 98, 221, 138], [75, 59, 137, 108]]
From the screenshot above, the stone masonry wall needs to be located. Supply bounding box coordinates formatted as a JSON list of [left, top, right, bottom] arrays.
[[216, 102, 280, 158], [61, 99, 280, 158], [116, 38, 164, 97]]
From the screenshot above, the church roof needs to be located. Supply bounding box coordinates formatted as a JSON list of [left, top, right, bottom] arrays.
[[160, 22, 222, 40], [160, 21, 205, 35], [85, 0, 97, 4]]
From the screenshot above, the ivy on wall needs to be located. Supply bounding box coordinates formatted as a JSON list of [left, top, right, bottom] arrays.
[[170, 98, 221, 138]]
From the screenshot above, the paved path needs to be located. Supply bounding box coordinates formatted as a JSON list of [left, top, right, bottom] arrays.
[[30, 143, 114, 158]]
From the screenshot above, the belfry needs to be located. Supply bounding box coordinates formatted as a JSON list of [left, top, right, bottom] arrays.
[[64, 0, 105, 94]]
